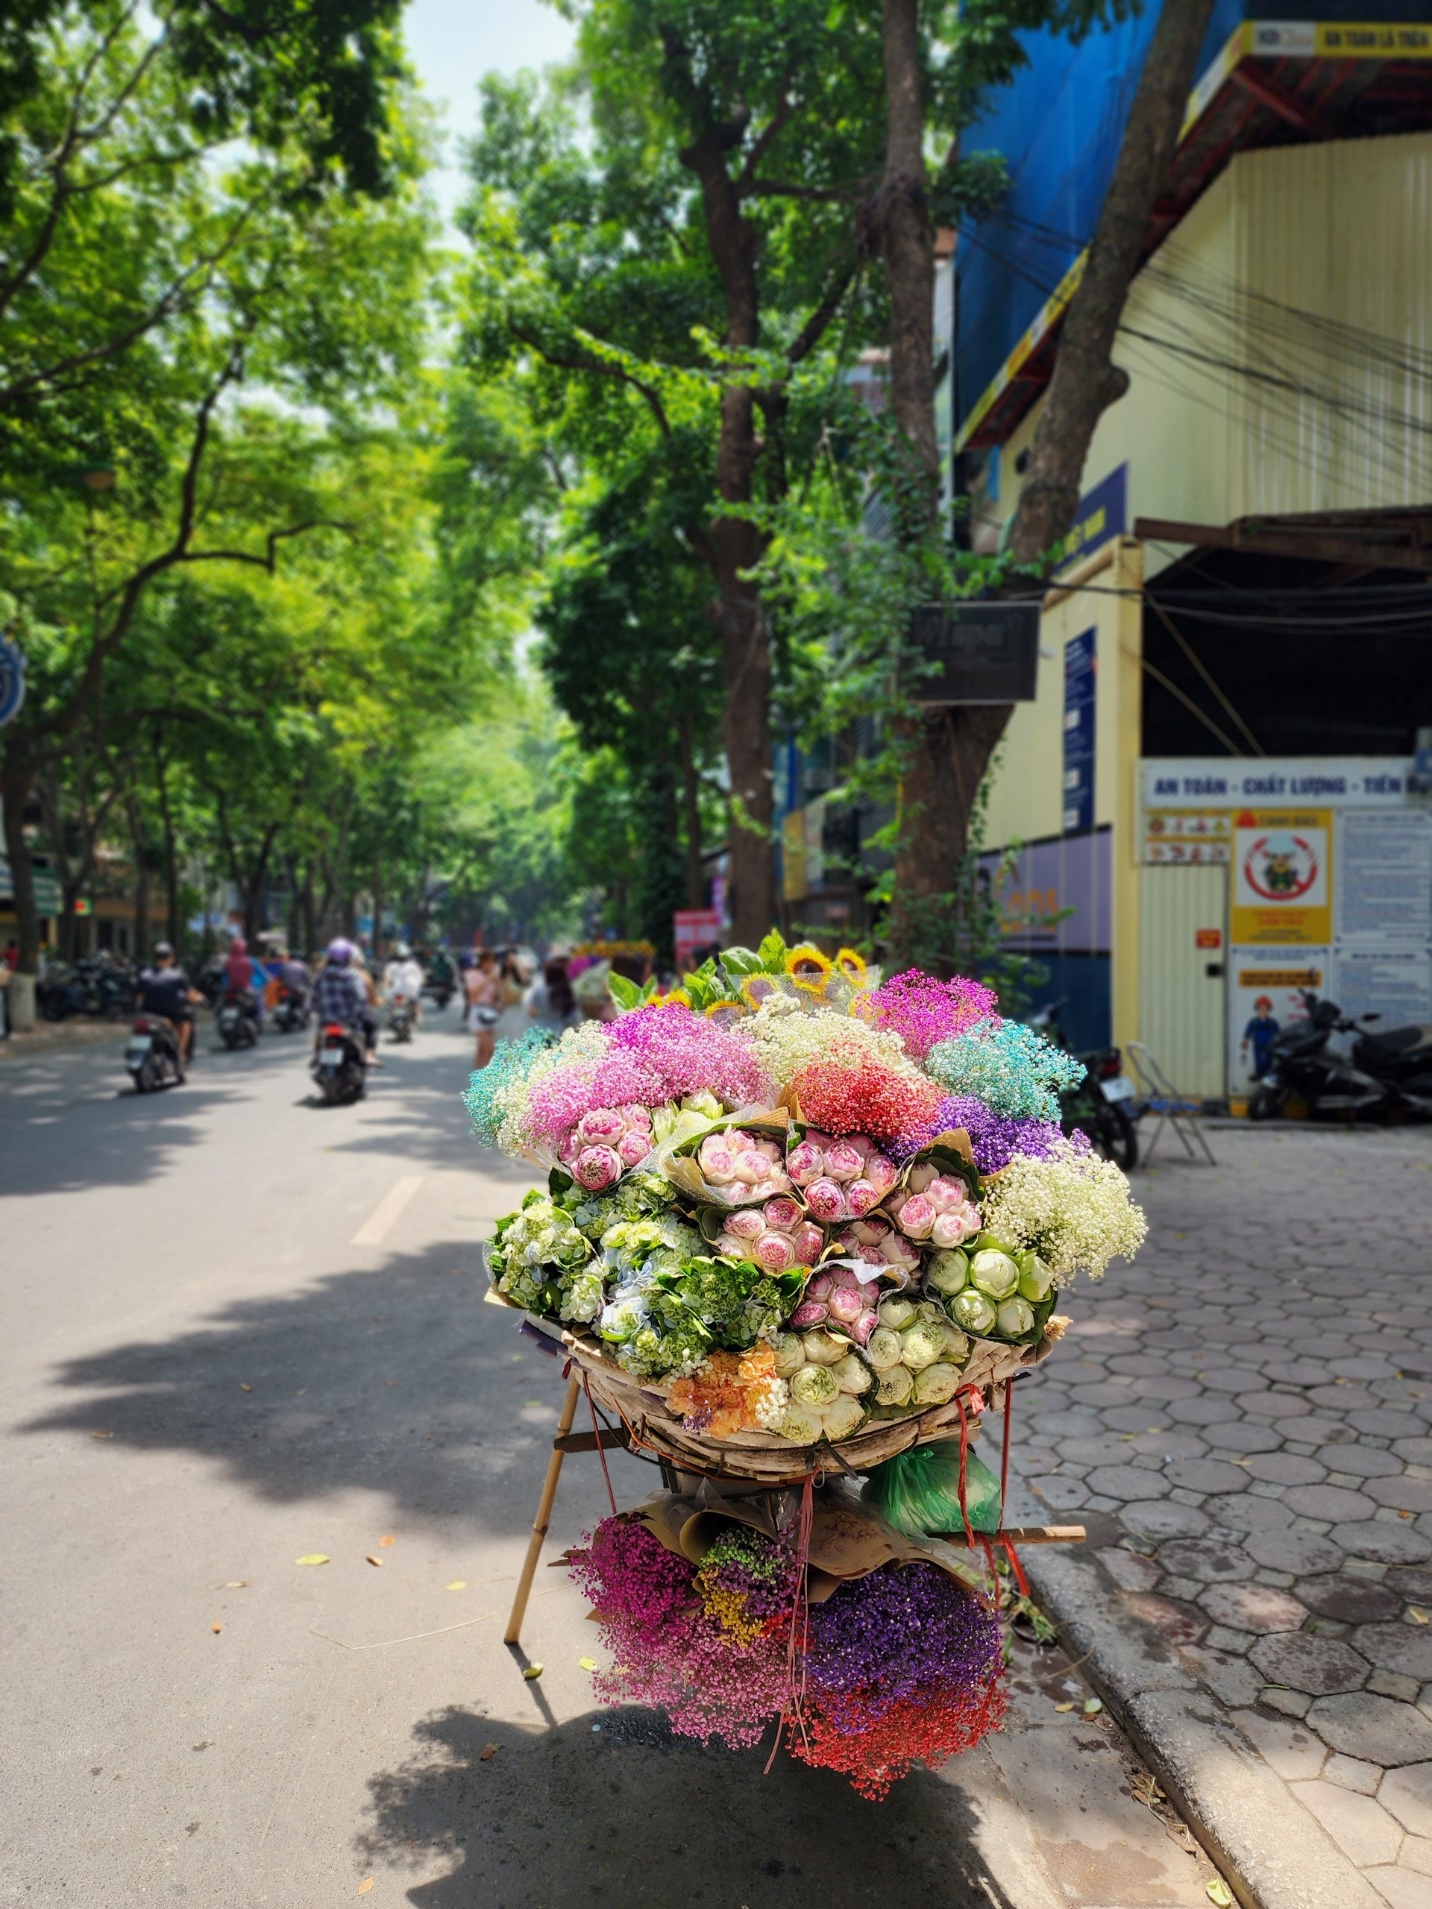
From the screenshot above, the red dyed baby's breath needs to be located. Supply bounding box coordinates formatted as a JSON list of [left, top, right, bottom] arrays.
[[791, 1677, 1008, 1800], [790, 1047, 942, 1144]]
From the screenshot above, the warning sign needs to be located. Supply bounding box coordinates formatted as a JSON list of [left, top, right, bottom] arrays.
[[1230, 810, 1332, 946]]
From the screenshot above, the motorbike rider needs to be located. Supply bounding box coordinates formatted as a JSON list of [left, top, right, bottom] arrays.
[[277, 949, 312, 1016], [137, 942, 203, 1064], [382, 942, 425, 1025], [312, 937, 379, 1066], [222, 934, 263, 1029]]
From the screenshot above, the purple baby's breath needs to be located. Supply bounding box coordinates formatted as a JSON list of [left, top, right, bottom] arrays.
[[896, 1094, 1083, 1173], [804, 1562, 1003, 1725]]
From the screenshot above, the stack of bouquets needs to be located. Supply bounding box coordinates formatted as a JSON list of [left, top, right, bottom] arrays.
[[470, 932, 1147, 1449]]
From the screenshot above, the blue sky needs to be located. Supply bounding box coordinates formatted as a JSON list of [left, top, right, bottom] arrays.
[[402, 0, 577, 222]]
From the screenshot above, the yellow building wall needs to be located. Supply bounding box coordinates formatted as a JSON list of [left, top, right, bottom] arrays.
[[994, 130, 1432, 557], [981, 538, 1144, 1050]]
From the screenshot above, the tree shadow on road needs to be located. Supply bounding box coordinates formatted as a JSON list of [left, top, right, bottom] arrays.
[[20, 1237, 651, 1537], [357, 1702, 1018, 1909]]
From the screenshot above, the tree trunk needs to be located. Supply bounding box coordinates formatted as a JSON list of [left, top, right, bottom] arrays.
[[1009, 0, 1219, 562], [2, 746, 41, 1018], [301, 862, 317, 957], [676, 714, 705, 909], [878, 0, 939, 528], [372, 844, 384, 957], [127, 791, 151, 965], [153, 734, 181, 948]]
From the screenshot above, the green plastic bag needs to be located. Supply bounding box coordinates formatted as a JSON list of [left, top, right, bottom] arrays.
[[864, 1441, 1003, 1538]]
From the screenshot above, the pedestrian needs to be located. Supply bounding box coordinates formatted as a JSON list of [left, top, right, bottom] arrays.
[[465, 948, 502, 1068], [0, 949, 11, 1039], [524, 952, 580, 1034]]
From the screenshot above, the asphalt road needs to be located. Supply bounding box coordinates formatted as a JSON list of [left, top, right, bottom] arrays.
[[0, 1007, 1214, 1907]]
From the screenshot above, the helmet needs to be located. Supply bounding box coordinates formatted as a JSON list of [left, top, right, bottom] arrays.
[[230, 935, 247, 954], [326, 937, 355, 966], [154, 941, 174, 960], [393, 942, 411, 959]]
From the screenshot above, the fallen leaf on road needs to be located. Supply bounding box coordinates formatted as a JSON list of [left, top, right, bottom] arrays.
[[378, 1536, 395, 1548], [91, 1430, 114, 1439], [1411, 1607, 1430, 1625], [479, 1743, 500, 1761], [1083, 1698, 1103, 1715], [1206, 1881, 1233, 1906], [222, 1581, 247, 1589], [446, 1581, 466, 1592], [523, 1663, 544, 1681], [239, 1383, 253, 1393], [1399, 1510, 1414, 1519], [296, 1555, 330, 1567], [358, 1881, 375, 1897], [211, 1623, 223, 1633], [365, 1556, 383, 1568], [579, 1656, 597, 1671], [1054, 1702, 1075, 1713]]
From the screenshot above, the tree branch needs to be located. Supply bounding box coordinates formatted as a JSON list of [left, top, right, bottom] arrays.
[[507, 319, 673, 440]]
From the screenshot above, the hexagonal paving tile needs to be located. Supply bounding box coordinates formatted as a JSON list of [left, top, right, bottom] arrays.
[[1245, 1529, 1344, 1575], [1158, 1537, 1256, 1583], [1166, 1457, 1254, 1493], [1249, 1630, 1368, 1696], [1351, 1622, 1432, 1682], [1199, 1421, 1286, 1454], [1380, 1761, 1432, 1838], [1200, 1581, 1308, 1633], [1283, 1484, 1378, 1522], [1367, 1474, 1432, 1514], [1306, 1692, 1432, 1766], [1124, 1592, 1208, 1647], [1097, 1547, 1162, 1593], [1203, 1495, 1295, 1532], [1243, 1453, 1328, 1486], [1386, 1566, 1432, 1602], [1119, 1500, 1210, 1541], [1085, 1466, 1170, 1502], [1295, 1576, 1404, 1624]]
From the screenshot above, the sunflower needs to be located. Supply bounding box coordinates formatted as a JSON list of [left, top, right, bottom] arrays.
[[651, 987, 691, 1010], [835, 947, 869, 983], [739, 973, 781, 1011], [785, 944, 833, 995], [704, 998, 746, 1026]]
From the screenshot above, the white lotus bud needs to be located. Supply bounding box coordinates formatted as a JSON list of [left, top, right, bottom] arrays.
[[873, 1364, 914, 1407]]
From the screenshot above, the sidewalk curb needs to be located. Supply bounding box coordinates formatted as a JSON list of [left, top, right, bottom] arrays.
[[1009, 1487, 1386, 1909]]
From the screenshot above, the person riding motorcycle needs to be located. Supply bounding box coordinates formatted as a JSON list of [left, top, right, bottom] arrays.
[[381, 942, 425, 1025], [312, 938, 379, 1065], [137, 942, 203, 1064], [222, 934, 263, 1029]]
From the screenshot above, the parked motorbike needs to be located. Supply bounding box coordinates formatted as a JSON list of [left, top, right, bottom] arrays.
[[125, 1015, 185, 1091], [1248, 991, 1420, 1121], [217, 989, 261, 1049], [422, 956, 455, 1011], [1028, 999, 1140, 1171], [387, 993, 416, 1043], [312, 1022, 367, 1104], [272, 985, 310, 1034]]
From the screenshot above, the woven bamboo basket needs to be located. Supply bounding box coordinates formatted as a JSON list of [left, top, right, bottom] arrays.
[[488, 1286, 1066, 1487]]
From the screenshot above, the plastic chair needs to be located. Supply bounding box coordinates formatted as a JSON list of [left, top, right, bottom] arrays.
[[1124, 1040, 1216, 1167]]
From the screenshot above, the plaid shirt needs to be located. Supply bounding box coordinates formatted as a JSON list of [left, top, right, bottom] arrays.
[[312, 963, 367, 1028]]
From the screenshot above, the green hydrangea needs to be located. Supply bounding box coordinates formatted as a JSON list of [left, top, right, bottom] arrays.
[[488, 1192, 594, 1318]]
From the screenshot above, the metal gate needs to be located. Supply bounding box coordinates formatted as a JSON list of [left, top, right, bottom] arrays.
[[1138, 863, 1227, 1099]]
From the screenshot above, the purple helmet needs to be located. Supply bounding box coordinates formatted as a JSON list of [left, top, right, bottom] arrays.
[[326, 937, 356, 966]]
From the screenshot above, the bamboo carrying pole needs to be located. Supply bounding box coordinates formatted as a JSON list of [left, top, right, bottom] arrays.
[[505, 1372, 583, 1646]]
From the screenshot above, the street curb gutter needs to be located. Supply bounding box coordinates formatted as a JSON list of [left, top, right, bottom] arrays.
[[1008, 1486, 1385, 1909]]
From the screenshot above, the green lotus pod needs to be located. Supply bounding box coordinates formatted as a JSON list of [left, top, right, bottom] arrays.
[[802, 1328, 848, 1366], [973, 1229, 1017, 1258], [821, 1394, 867, 1440], [1015, 1250, 1053, 1302], [996, 1295, 1036, 1339], [778, 1403, 824, 1444], [769, 1331, 807, 1378], [925, 1249, 970, 1296], [864, 1325, 905, 1371], [969, 1248, 1020, 1301], [912, 1363, 960, 1405], [900, 1322, 945, 1371], [938, 1320, 970, 1363], [876, 1296, 917, 1331], [950, 1287, 997, 1335], [791, 1362, 840, 1407], [873, 1364, 914, 1407], [830, 1353, 872, 1396]]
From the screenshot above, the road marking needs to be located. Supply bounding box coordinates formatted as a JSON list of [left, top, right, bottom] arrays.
[[350, 1174, 425, 1247]]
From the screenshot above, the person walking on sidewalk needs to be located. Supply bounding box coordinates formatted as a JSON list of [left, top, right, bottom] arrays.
[[464, 948, 501, 1069]]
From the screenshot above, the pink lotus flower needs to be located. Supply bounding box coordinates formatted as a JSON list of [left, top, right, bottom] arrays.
[[844, 1134, 874, 1158], [763, 1195, 802, 1234], [754, 1137, 783, 1162], [753, 1231, 797, 1273], [794, 1221, 825, 1264], [698, 1136, 738, 1184], [908, 1163, 937, 1193], [803, 1269, 835, 1303], [879, 1231, 921, 1272], [617, 1129, 650, 1168], [849, 1218, 890, 1246], [712, 1231, 746, 1258], [737, 1148, 772, 1184], [931, 1206, 978, 1248], [827, 1281, 866, 1325], [894, 1192, 936, 1240], [620, 1103, 653, 1130], [725, 1206, 765, 1241], [786, 1140, 824, 1186], [577, 1106, 626, 1145], [573, 1145, 622, 1191], [845, 1178, 879, 1217], [924, 1174, 967, 1214], [864, 1153, 899, 1197], [848, 1309, 878, 1346], [804, 1177, 847, 1223], [790, 1300, 828, 1329], [825, 1139, 865, 1183]]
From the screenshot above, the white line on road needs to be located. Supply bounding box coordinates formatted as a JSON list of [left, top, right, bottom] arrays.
[[350, 1173, 426, 1247]]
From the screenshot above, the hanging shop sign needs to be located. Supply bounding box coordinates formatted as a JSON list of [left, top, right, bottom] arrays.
[[908, 602, 1039, 705], [1062, 629, 1096, 835]]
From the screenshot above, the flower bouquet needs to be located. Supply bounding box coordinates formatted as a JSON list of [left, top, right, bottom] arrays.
[[468, 933, 1146, 1486]]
